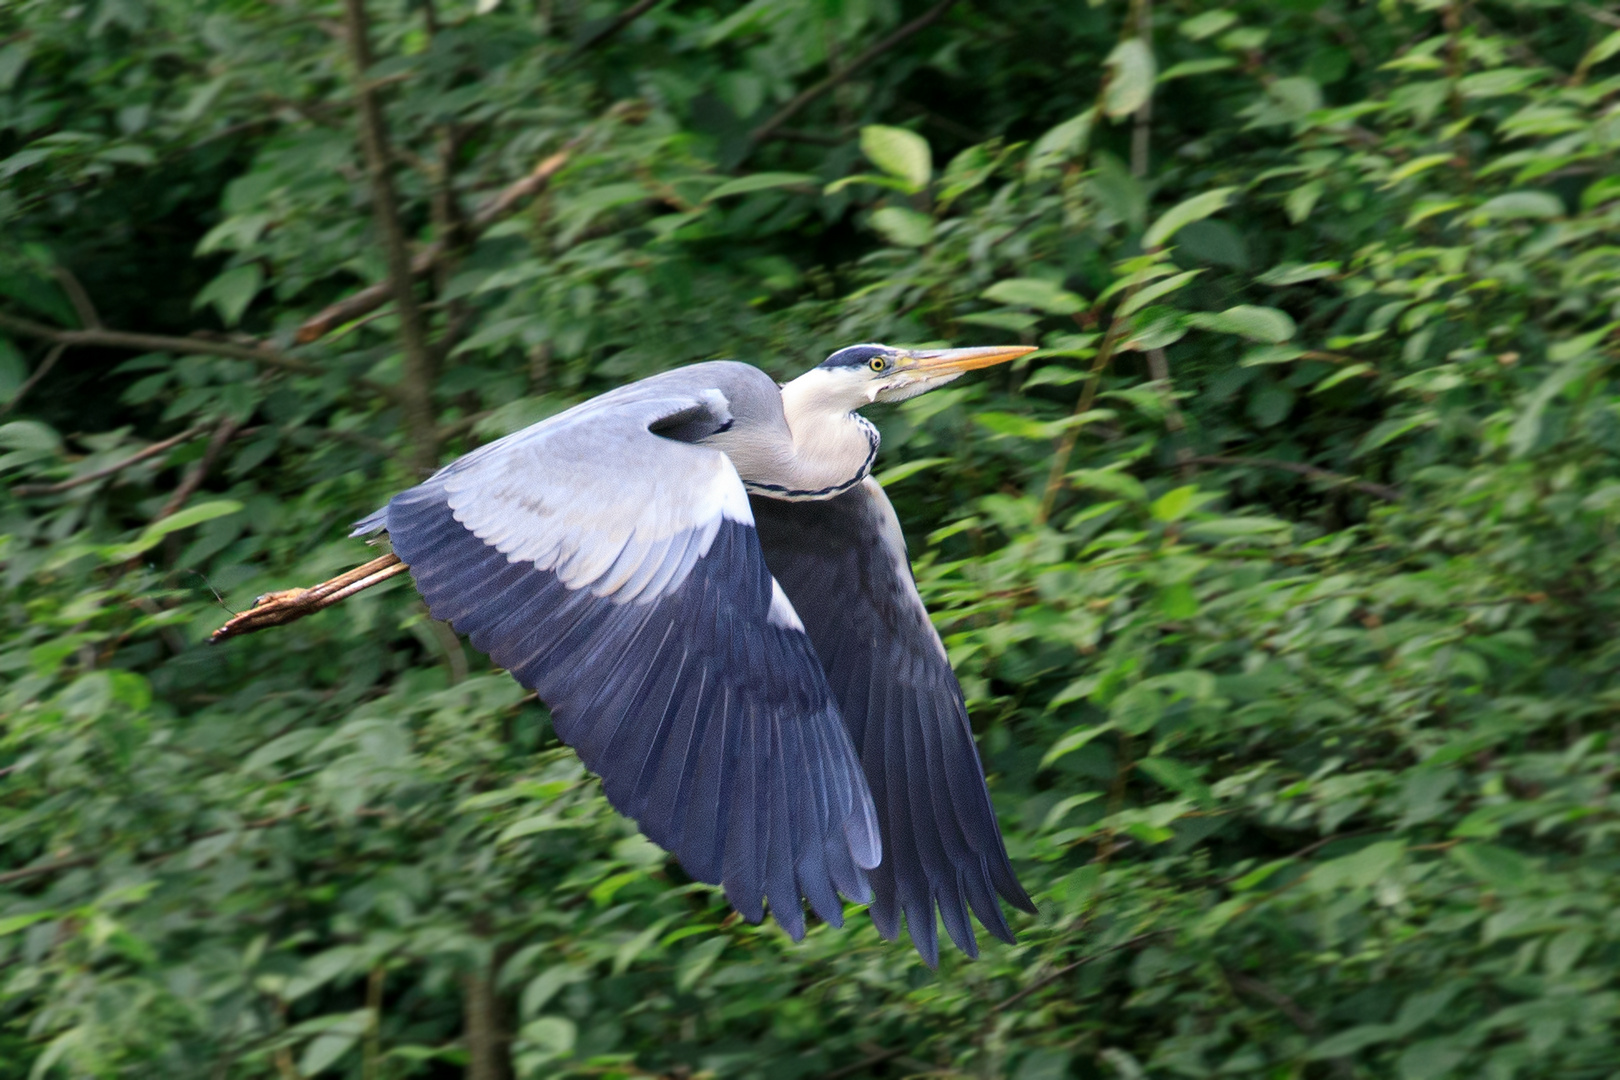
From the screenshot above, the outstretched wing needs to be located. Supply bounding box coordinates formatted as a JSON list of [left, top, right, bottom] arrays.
[[360, 368, 880, 939], [751, 478, 1034, 965]]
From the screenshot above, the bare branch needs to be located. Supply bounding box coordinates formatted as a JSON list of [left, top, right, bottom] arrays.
[[293, 140, 580, 346], [342, 0, 440, 475], [824, 1045, 905, 1080], [211, 553, 410, 642], [0, 854, 96, 887], [51, 266, 102, 329], [0, 342, 66, 418], [988, 933, 1160, 1015], [12, 426, 209, 497], [0, 311, 402, 403], [566, 0, 664, 60], [746, 0, 959, 152], [1185, 455, 1401, 502], [155, 416, 242, 521]]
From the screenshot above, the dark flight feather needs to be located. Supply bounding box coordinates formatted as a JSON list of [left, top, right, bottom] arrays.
[[376, 476, 879, 939], [751, 480, 1034, 964]]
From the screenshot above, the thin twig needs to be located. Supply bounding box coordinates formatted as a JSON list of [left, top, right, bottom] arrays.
[[1185, 455, 1401, 501], [745, 0, 959, 151], [363, 966, 387, 1080], [1221, 966, 1353, 1078], [51, 267, 102, 329], [1034, 292, 1141, 525], [1221, 967, 1317, 1032], [1578, 2, 1620, 29], [0, 809, 315, 889], [293, 137, 584, 346], [1129, 0, 1153, 179], [988, 933, 1158, 1015], [1212, 827, 1381, 887], [0, 855, 96, 887], [825, 1046, 905, 1080], [0, 312, 401, 403], [210, 553, 410, 642], [155, 416, 242, 520], [566, 0, 664, 59], [0, 342, 66, 418], [11, 426, 208, 497], [342, 0, 439, 475]]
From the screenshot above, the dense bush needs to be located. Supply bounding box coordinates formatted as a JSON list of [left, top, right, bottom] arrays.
[[3, 0, 1620, 1077]]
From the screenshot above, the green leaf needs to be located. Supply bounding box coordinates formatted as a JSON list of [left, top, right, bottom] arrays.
[[1159, 58, 1236, 81], [0, 419, 62, 453], [519, 1016, 577, 1063], [1137, 756, 1214, 806], [1041, 723, 1114, 768], [675, 936, 727, 992], [1179, 10, 1238, 39], [1186, 305, 1296, 343], [869, 206, 934, 247], [193, 264, 263, 327], [859, 126, 931, 191], [1310, 840, 1405, 891], [1150, 485, 1199, 522], [104, 500, 244, 561], [1117, 270, 1203, 316], [1312, 363, 1372, 393], [1307, 1024, 1396, 1059], [982, 277, 1086, 314], [1471, 191, 1564, 223], [1256, 262, 1339, 286], [1103, 39, 1156, 119], [1285, 179, 1324, 224], [1383, 153, 1454, 187], [1027, 108, 1095, 175], [874, 457, 950, 487], [704, 172, 817, 200], [0, 911, 55, 937], [497, 813, 583, 843], [1450, 843, 1534, 890], [1142, 188, 1236, 249], [1577, 28, 1620, 77]]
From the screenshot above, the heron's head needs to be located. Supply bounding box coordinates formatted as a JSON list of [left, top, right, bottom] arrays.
[[808, 342, 1038, 408]]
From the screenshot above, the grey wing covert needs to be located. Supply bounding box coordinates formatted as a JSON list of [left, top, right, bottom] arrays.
[[355, 370, 881, 941]]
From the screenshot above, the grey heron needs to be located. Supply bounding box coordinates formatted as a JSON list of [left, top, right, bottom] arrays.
[[226, 342, 1037, 963]]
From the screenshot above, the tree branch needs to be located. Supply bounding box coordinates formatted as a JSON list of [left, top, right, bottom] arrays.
[[292, 140, 581, 346], [0, 342, 66, 418], [155, 416, 242, 520], [0, 854, 96, 887], [0, 312, 402, 403], [342, 0, 440, 475], [989, 933, 1159, 1016], [745, 0, 959, 151], [1185, 456, 1401, 501], [51, 266, 102, 329], [11, 426, 209, 497], [566, 0, 664, 60], [210, 554, 410, 642]]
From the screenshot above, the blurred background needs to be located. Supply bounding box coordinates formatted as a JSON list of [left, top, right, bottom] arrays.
[[2, 0, 1618, 1076]]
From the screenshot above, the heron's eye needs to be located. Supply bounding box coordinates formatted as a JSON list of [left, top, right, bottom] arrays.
[[869, 357, 887, 372]]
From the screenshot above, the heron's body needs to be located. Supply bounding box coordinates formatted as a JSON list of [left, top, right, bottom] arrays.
[[356, 345, 1036, 963]]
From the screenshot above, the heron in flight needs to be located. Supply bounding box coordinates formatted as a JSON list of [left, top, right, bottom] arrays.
[[222, 342, 1036, 963]]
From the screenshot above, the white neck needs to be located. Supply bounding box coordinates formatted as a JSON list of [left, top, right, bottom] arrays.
[[750, 369, 879, 500]]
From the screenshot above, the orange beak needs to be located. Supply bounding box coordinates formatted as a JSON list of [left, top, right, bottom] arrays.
[[897, 344, 1038, 375]]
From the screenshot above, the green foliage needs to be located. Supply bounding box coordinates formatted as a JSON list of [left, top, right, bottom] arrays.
[[4, 0, 1620, 1077]]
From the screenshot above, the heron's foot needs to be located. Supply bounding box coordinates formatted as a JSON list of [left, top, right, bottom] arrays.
[[210, 553, 409, 643]]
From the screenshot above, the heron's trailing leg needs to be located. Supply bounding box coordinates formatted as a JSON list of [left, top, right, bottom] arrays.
[[210, 553, 408, 642]]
